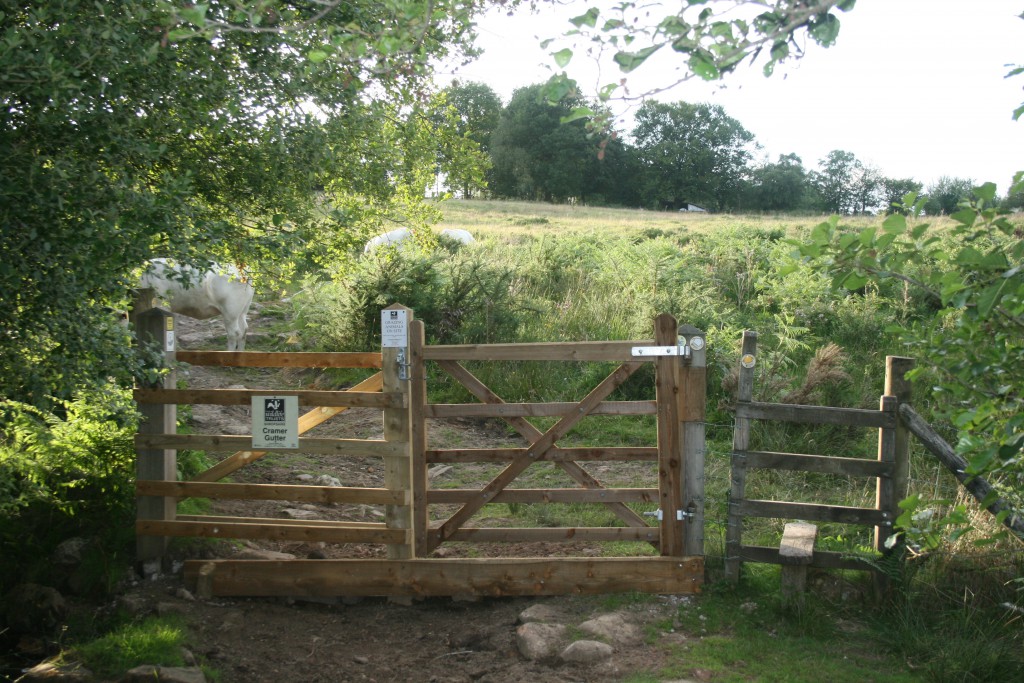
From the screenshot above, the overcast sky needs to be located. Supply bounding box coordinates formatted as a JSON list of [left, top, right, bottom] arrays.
[[440, 0, 1024, 191]]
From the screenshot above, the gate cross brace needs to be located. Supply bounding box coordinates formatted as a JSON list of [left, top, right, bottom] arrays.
[[438, 361, 652, 534], [430, 360, 645, 552]]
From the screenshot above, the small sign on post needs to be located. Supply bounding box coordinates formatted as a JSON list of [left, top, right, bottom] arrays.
[[381, 309, 409, 348], [251, 395, 299, 449]]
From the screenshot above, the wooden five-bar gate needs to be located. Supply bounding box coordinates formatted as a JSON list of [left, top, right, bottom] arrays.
[[133, 304, 706, 598]]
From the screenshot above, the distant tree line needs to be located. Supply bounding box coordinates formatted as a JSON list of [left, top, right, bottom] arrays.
[[442, 82, 1018, 214]]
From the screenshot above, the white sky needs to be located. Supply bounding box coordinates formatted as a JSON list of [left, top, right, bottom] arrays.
[[440, 0, 1024, 191]]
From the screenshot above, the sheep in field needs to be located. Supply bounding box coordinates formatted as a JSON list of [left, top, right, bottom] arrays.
[[363, 227, 413, 254], [139, 258, 254, 351], [439, 228, 475, 245]]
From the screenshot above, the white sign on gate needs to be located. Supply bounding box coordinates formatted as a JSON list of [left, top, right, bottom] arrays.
[[251, 395, 299, 449], [381, 309, 409, 348]]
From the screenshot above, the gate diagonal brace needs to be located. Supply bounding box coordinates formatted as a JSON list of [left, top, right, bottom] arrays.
[[436, 361, 652, 538], [432, 361, 646, 550]]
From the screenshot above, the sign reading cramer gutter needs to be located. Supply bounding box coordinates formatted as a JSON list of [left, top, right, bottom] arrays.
[[251, 395, 299, 449]]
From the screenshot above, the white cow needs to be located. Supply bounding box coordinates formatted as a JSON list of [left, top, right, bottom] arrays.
[[439, 228, 475, 245], [139, 258, 254, 351], [363, 227, 413, 254]]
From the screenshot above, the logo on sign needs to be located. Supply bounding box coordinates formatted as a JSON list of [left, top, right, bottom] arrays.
[[264, 398, 286, 422]]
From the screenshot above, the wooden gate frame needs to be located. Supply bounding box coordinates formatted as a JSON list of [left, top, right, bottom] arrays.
[[135, 302, 705, 597], [724, 329, 914, 582]]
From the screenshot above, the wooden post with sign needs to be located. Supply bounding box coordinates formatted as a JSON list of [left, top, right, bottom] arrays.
[[382, 304, 413, 560], [135, 306, 177, 568]]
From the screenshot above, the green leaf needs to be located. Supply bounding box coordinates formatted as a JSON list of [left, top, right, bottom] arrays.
[[689, 51, 720, 80], [180, 3, 209, 26], [570, 8, 600, 29], [882, 213, 906, 235], [857, 227, 876, 246], [613, 45, 661, 73], [808, 14, 841, 47], [977, 281, 1008, 317], [950, 208, 976, 227], [841, 272, 868, 290], [560, 106, 595, 125], [810, 221, 832, 246], [975, 182, 997, 202], [553, 48, 573, 68], [307, 49, 329, 63]]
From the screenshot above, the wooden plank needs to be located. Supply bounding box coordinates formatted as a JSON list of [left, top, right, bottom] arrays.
[[739, 450, 895, 478], [739, 544, 878, 572], [654, 313, 684, 557], [136, 480, 408, 505], [135, 433, 404, 458], [137, 519, 408, 544], [424, 340, 653, 362], [725, 330, 757, 583], [134, 388, 402, 408], [736, 401, 895, 428], [426, 400, 657, 418], [427, 447, 658, 464], [409, 319, 429, 557], [179, 515, 388, 529], [678, 323, 706, 558], [737, 499, 888, 526], [875, 395, 898, 552], [175, 350, 382, 368], [779, 522, 817, 564], [439, 526, 660, 543], [426, 487, 659, 504], [183, 557, 704, 597], [190, 373, 384, 484], [899, 403, 1024, 539]]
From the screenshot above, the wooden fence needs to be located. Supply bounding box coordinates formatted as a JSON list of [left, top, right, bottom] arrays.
[[134, 303, 706, 597], [724, 330, 915, 581]]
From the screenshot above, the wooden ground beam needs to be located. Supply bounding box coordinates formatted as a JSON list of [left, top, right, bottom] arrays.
[[183, 557, 704, 597]]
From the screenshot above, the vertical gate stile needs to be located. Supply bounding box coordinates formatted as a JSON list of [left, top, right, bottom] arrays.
[[875, 395, 898, 554], [135, 306, 177, 569], [382, 304, 413, 560], [409, 319, 427, 557], [877, 356, 915, 593], [725, 330, 757, 583], [654, 314, 684, 556], [680, 325, 707, 558]]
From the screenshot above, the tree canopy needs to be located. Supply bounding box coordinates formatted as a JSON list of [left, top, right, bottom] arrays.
[[0, 0, 489, 407]]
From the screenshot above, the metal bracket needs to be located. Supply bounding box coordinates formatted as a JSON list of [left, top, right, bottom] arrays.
[[643, 509, 692, 522], [631, 343, 690, 359], [396, 348, 410, 381]]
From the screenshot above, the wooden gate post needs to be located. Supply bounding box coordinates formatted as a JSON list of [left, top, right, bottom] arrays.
[[725, 330, 758, 583], [654, 314, 684, 556], [409, 318, 427, 556], [382, 304, 414, 560], [876, 356, 915, 554], [679, 324, 707, 558], [135, 306, 177, 570]]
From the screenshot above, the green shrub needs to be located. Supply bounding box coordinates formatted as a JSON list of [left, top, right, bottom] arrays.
[[0, 384, 138, 594], [294, 245, 522, 350]]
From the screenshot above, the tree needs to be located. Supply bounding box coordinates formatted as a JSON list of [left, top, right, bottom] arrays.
[[748, 153, 811, 212], [631, 100, 754, 211], [810, 150, 862, 214], [0, 0, 490, 407], [880, 177, 925, 215], [924, 176, 976, 215], [438, 81, 503, 198], [488, 84, 613, 203]]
